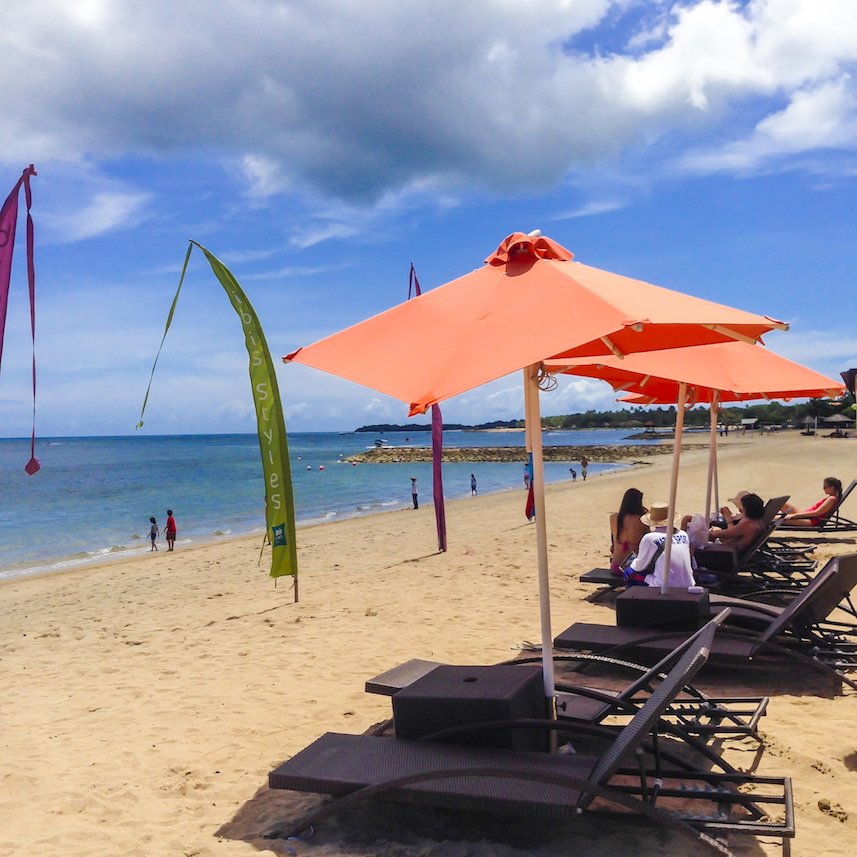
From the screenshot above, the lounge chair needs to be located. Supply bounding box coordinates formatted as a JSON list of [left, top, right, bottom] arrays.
[[366, 623, 769, 743], [555, 554, 857, 690], [696, 496, 820, 591], [268, 617, 793, 854], [776, 479, 857, 533], [578, 512, 634, 598], [708, 552, 857, 629]]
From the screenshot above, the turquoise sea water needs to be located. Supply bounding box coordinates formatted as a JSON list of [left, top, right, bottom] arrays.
[[0, 429, 653, 580]]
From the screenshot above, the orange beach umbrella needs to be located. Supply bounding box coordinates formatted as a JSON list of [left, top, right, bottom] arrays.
[[548, 342, 843, 573], [284, 232, 788, 698], [547, 340, 843, 406]]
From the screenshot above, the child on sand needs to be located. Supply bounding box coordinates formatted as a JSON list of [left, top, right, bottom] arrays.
[[149, 517, 159, 551], [165, 509, 177, 551]]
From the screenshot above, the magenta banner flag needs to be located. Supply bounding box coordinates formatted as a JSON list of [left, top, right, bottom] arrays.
[[0, 165, 39, 475], [431, 403, 447, 551], [408, 263, 447, 551]]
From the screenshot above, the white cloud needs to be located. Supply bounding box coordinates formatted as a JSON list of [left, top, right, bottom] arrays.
[[681, 77, 857, 171], [4, 0, 857, 209], [40, 190, 150, 242], [553, 199, 628, 219], [766, 329, 857, 367], [289, 221, 362, 250], [240, 154, 291, 198]]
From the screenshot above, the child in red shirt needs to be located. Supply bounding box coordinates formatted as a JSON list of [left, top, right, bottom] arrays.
[[165, 509, 177, 551]]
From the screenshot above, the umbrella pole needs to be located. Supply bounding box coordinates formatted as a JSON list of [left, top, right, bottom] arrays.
[[523, 366, 556, 709], [705, 394, 719, 522], [661, 381, 687, 593]]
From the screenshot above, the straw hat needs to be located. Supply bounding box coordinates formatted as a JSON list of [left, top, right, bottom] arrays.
[[726, 490, 749, 507], [640, 501, 681, 530]]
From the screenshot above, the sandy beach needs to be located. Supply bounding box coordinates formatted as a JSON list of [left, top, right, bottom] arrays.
[[3, 431, 856, 856]]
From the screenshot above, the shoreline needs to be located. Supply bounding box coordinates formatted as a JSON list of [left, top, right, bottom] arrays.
[[0, 455, 643, 586]]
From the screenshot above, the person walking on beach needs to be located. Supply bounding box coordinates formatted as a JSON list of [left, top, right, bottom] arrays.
[[410, 477, 419, 510], [580, 456, 589, 481], [149, 517, 159, 551], [470, 473, 477, 495], [165, 509, 177, 551], [569, 467, 577, 482], [523, 464, 530, 489]]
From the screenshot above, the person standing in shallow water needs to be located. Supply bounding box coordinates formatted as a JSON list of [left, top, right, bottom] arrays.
[[470, 474, 477, 495], [165, 509, 177, 551], [580, 456, 589, 481], [149, 517, 159, 551], [410, 477, 418, 509]]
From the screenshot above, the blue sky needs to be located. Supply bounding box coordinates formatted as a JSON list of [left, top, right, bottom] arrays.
[[1, 0, 856, 437]]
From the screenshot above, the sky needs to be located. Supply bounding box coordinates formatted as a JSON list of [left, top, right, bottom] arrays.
[[1, 0, 856, 438]]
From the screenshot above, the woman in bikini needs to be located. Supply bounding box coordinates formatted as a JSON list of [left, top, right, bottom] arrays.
[[780, 476, 842, 527], [609, 488, 649, 575]]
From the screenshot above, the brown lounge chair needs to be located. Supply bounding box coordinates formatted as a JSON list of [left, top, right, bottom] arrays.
[[268, 615, 793, 855], [556, 554, 857, 690], [366, 620, 768, 743]]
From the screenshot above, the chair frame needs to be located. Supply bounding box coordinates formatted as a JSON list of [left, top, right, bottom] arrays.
[[556, 555, 857, 691], [268, 617, 794, 855]]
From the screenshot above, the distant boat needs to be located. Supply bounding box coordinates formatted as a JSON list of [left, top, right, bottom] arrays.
[[373, 438, 391, 448]]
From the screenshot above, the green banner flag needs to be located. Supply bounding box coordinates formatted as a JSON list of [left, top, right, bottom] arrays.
[[137, 241, 298, 584]]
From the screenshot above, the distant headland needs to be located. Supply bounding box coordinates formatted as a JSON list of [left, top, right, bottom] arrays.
[[354, 400, 836, 434], [355, 421, 522, 432]]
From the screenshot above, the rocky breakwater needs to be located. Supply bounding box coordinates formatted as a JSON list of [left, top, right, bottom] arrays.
[[346, 443, 700, 465]]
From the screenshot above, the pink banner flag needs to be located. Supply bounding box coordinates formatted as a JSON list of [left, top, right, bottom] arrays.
[[408, 263, 447, 551], [0, 165, 39, 474]]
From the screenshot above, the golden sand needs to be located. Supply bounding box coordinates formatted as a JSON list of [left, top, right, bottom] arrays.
[[2, 431, 856, 855]]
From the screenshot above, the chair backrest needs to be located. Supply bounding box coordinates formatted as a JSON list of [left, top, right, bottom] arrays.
[[801, 553, 857, 624], [584, 614, 719, 796], [616, 610, 729, 703], [764, 495, 790, 526], [756, 558, 841, 644]]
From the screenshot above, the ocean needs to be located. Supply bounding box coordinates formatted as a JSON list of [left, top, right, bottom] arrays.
[[0, 429, 654, 581]]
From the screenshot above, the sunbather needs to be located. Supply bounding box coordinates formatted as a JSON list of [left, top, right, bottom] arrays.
[[780, 476, 842, 527], [609, 488, 648, 575], [708, 492, 765, 554], [623, 502, 695, 588]]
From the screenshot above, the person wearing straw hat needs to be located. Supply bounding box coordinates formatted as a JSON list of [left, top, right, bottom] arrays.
[[691, 489, 750, 534], [709, 492, 765, 554], [718, 490, 751, 526], [623, 502, 695, 589]]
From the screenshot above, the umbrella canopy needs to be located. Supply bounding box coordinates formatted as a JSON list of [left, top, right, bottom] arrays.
[[549, 342, 843, 583], [824, 413, 852, 424], [548, 340, 843, 405], [284, 232, 788, 699], [286, 233, 786, 417]]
